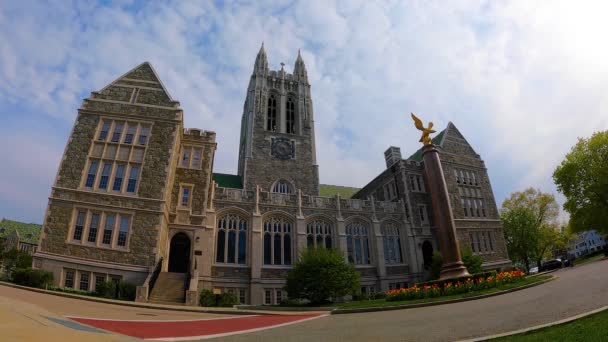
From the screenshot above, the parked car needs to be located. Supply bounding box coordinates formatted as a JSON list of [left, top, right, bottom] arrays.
[[528, 266, 539, 274], [540, 259, 563, 272]]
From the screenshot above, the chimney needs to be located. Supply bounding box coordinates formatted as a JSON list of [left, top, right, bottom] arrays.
[[384, 146, 402, 168]]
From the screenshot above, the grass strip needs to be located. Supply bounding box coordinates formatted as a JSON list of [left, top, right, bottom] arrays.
[[491, 307, 608, 341]]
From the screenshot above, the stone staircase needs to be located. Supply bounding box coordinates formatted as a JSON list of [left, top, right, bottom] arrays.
[[148, 272, 187, 305]]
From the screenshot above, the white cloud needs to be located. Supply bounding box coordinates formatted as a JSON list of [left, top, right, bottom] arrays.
[[1, 1, 608, 223]]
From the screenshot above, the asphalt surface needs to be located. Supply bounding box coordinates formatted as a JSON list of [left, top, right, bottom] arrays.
[[213, 259, 608, 342], [0, 259, 606, 341]]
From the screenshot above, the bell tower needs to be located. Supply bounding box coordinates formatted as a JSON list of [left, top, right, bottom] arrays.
[[237, 44, 319, 195]]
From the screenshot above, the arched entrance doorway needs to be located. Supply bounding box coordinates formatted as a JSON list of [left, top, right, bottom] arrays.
[[422, 240, 433, 269], [168, 233, 191, 273]]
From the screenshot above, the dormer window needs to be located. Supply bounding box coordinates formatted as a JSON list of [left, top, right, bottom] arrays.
[[272, 180, 293, 194]]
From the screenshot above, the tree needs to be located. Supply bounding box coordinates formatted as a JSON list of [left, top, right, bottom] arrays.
[[501, 188, 561, 269], [1, 249, 33, 276], [553, 130, 608, 234], [501, 207, 537, 271], [285, 247, 360, 304]]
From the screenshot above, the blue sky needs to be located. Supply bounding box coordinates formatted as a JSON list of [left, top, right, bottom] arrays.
[[1, 0, 608, 224]]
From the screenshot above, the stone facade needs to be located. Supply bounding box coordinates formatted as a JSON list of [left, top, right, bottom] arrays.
[[35, 48, 509, 306]]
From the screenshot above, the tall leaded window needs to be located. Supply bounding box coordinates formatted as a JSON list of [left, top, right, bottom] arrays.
[[382, 223, 403, 264], [306, 220, 333, 249], [102, 214, 115, 245], [286, 98, 295, 134], [263, 217, 292, 265], [216, 214, 248, 265], [112, 164, 126, 191], [98, 162, 112, 190], [272, 180, 293, 194], [126, 166, 139, 193], [117, 217, 130, 247], [346, 221, 371, 265], [98, 121, 111, 141], [73, 211, 86, 241], [85, 161, 99, 188], [111, 122, 124, 143], [87, 213, 100, 243], [267, 94, 277, 131]]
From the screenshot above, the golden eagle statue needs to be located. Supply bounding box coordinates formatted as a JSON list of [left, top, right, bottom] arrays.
[[411, 113, 436, 145]]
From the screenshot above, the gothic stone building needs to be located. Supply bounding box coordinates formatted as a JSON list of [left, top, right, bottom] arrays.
[[34, 45, 510, 305]]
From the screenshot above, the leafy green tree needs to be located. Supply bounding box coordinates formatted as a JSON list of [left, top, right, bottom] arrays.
[[501, 207, 537, 271], [2, 249, 33, 276], [553, 131, 608, 234], [285, 247, 360, 304], [501, 188, 562, 269]]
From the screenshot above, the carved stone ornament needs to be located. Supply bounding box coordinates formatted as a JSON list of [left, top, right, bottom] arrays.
[[271, 137, 294, 160]]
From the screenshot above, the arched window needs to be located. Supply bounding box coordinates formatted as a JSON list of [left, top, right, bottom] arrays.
[[267, 94, 277, 132], [382, 222, 403, 264], [286, 98, 296, 134], [216, 214, 248, 264], [272, 180, 293, 194], [263, 216, 292, 265], [306, 220, 333, 249], [346, 221, 371, 265]]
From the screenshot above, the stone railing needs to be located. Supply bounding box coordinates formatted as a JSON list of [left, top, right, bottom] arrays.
[[302, 195, 338, 209], [341, 198, 371, 211], [135, 257, 163, 303], [215, 187, 254, 202], [377, 201, 399, 213], [259, 191, 298, 206]]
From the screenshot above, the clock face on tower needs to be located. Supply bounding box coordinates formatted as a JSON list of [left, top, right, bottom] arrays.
[[271, 138, 294, 160]]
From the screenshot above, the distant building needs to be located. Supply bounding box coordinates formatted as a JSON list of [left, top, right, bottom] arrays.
[[0, 218, 42, 255], [568, 230, 607, 258]]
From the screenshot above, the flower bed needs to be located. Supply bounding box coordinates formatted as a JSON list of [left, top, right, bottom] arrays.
[[386, 270, 526, 301]]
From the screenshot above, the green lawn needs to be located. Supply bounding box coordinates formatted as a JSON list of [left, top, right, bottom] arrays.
[[492, 308, 608, 341], [335, 275, 552, 309], [573, 253, 605, 266]]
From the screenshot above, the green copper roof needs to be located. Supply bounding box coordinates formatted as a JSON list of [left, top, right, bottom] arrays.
[[319, 184, 360, 198], [407, 129, 446, 161], [0, 218, 41, 245], [213, 173, 243, 189]]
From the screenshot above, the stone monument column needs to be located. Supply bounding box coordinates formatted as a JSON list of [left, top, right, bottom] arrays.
[[422, 144, 469, 279]]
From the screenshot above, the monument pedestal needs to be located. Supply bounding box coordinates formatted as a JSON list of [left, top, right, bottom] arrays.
[[422, 144, 469, 280]]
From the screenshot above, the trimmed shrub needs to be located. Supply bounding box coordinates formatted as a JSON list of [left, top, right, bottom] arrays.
[[118, 282, 136, 301], [372, 292, 387, 300], [95, 281, 117, 299], [11, 268, 53, 288], [218, 291, 239, 307], [48, 286, 95, 296], [199, 289, 215, 307], [285, 247, 360, 304]]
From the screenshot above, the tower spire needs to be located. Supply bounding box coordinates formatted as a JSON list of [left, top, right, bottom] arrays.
[[294, 49, 308, 82], [253, 42, 268, 74]]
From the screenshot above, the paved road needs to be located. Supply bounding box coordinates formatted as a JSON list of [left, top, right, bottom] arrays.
[[0, 259, 606, 341], [215, 259, 608, 342]]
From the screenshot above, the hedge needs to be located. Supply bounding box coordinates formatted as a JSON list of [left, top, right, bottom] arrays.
[[11, 268, 53, 289]]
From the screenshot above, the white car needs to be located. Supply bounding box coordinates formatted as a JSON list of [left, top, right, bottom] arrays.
[[529, 266, 539, 274]]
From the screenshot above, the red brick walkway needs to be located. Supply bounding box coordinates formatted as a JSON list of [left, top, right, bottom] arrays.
[[69, 314, 326, 340]]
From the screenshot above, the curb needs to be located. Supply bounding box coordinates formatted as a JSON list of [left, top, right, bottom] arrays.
[[331, 276, 556, 315], [0, 282, 278, 316], [460, 305, 608, 341]]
